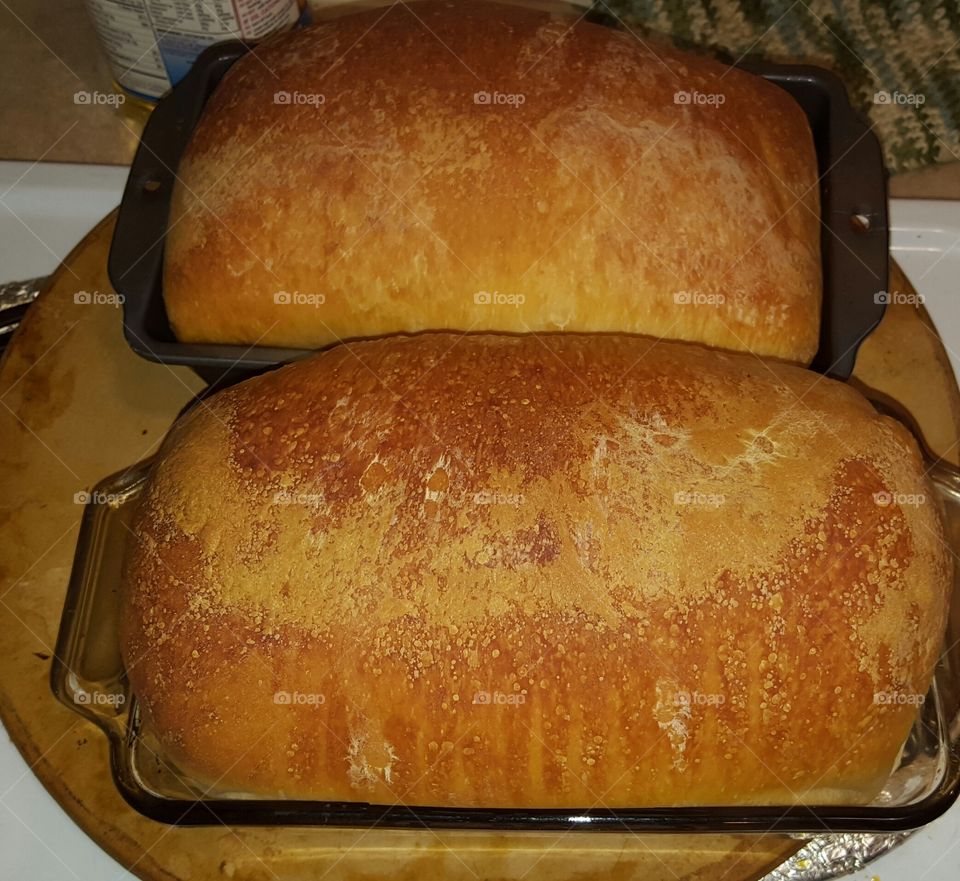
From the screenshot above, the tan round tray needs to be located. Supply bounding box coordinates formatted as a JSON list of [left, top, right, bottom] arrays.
[[0, 213, 956, 881]]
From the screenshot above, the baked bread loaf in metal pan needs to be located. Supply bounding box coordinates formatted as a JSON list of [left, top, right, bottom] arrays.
[[164, 0, 820, 362]]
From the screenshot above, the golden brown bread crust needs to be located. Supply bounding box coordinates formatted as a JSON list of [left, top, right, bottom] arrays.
[[164, 0, 821, 363], [120, 332, 949, 807]]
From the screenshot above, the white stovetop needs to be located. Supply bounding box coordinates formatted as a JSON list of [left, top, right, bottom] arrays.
[[1, 160, 958, 880]]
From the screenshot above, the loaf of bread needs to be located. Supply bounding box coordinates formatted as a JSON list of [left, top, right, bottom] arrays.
[[164, 0, 820, 363], [121, 332, 949, 807]]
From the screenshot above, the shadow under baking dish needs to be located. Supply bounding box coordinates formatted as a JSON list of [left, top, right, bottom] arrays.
[[51, 460, 960, 831]]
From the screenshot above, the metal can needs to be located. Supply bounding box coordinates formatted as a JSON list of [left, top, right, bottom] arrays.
[[85, 0, 307, 103]]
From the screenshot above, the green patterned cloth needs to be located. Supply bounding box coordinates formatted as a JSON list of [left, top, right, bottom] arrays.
[[594, 0, 960, 171]]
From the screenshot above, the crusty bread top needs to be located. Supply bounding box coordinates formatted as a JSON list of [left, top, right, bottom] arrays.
[[121, 333, 949, 807], [165, 0, 821, 362]]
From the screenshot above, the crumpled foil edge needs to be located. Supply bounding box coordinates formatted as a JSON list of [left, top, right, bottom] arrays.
[[760, 831, 914, 881]]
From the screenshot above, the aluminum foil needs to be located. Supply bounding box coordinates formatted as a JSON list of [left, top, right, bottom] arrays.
[[0, 276, 43, 352], [761, 832, 914, 881]]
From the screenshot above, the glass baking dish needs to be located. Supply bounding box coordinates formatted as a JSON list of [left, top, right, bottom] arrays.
[[51, 457, 960, 831]]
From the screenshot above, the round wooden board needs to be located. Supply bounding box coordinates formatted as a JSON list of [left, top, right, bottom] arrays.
[[0, 214, 956, 881]]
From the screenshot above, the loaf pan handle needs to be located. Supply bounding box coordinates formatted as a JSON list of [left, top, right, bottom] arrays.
[[738, 61, 889, 380]]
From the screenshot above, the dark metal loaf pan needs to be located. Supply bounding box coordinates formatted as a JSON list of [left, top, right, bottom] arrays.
[[109, 41, 889, 388]]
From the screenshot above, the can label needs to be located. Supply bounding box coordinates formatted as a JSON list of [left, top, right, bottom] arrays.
[[86, 0, 301, 100]]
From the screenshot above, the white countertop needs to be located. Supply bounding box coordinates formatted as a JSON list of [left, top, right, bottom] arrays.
[[0, 160, 958, 880]]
